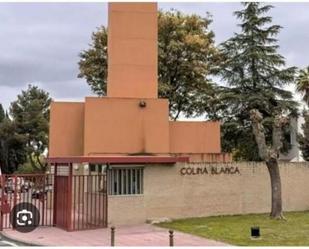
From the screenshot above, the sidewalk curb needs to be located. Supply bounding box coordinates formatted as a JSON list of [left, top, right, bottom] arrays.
[[0, 231, 44, 246]]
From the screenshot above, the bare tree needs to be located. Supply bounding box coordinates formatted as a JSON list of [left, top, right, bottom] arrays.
[[250, 109, 288, 219]]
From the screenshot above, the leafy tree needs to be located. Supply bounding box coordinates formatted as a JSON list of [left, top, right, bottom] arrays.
[[78, 26, 108, 96], [296, 66, 309, 104], [158, 10, 219, 120], [78, 10, 219, 120], [0, 116, 27, 173], [14, 162, 37, 174], [10, 85, 51, 172], [298, 111, 309, 161], [217, 2, 298, 161]]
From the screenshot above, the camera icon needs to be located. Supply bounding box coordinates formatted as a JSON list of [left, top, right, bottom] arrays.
[[16, 209, 33, 226], [10, 202, 40, 233]]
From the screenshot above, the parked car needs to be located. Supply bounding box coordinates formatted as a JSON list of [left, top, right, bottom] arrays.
[[4, 177, 31, 193], [31, 184, 53, 199]]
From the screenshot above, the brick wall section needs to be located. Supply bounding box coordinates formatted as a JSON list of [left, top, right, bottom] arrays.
[[108, 162, 309, 225]]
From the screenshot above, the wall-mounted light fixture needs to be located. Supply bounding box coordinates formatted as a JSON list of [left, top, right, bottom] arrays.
[[139, 100, 147, 108]]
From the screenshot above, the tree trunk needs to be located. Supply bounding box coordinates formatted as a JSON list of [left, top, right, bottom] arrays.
[[266, 159, 283, 219], [250, 109, 286, 220]]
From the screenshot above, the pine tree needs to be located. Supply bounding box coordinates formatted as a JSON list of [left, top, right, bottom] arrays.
[[218, 2, 298, 219], [218, 2, 298, 161], [10, 85, 51, 172], [0, 104, 27, 173]]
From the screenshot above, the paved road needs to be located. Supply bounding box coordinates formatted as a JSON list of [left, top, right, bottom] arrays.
[[0, 236, 29, 247], [0, 240, 17, 246]]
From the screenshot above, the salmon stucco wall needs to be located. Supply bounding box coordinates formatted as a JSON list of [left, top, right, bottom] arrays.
[[83, 97, 170, 155], [49, 102, 84, 157], [107, 3, 158, 99], [48, 2, 226, 161], [169, 121, 221, 154]]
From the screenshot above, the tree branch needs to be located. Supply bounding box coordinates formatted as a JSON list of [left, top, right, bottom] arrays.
[[250, 109, 268, 160], [272, 114, 288, 155]]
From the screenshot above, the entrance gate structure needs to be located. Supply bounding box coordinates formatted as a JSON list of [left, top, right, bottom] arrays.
[[0, 166, 108, 231], [0, 156, 185, 231], [47, 155, 188, 231], [53, 163, 108, 231]]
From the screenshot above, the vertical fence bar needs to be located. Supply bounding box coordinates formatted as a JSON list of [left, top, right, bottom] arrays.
[[103, 175, 105, 227], [73, 175, 76, 230], [98, 174, 101, 226], [133, 169, 136, 193], [12, 175, 17, 230], [52, 174, 54, 226], [44, 175, 47, 226], [62, 176, 66, 229], [141, 169, 144, 194], [81, 175, 85, 229], [82, 175, 85, 229], [89, 174, 93, 228], [120, 169, 123, 195], [49, 174, 53, 226], [78, 175, 81, 230], [67, 163, 73, 231], [94, 174, 97, 227], [129, 169, 131, 194], [53, 164, 58, 226], [41, 175, 45, 226], [45, 175, 47, 226], [104, 171, 108, 227], [0, 175, 4, 231], [38, 176, 42, 226], [13, 175, 17, 206], [125, 169, 130, 194], [35, 176, 38, 228]]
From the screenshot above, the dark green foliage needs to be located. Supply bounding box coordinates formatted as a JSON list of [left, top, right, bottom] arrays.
[[0, 108, 27, 173], [78, 10, 219, 120], [217, 2, 298, 160], [0, 104, 5, 123], [298, 111, 309, 161], [296, 66, 309, 104], [78, 26, 108, 96], [297, 67, 309, 161], [10, 85, 51, 172], [14, 162, 37, 174]]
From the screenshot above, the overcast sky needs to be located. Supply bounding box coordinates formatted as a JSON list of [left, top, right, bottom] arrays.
[[0, 2, 309, 111]]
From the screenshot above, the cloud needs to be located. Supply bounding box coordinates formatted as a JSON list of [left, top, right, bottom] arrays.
[[0, 2, 107, 110], [0, 2, 308, 111]]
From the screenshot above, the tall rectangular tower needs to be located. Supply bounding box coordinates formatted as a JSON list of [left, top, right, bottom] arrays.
[[107, 3, 158, 98]]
